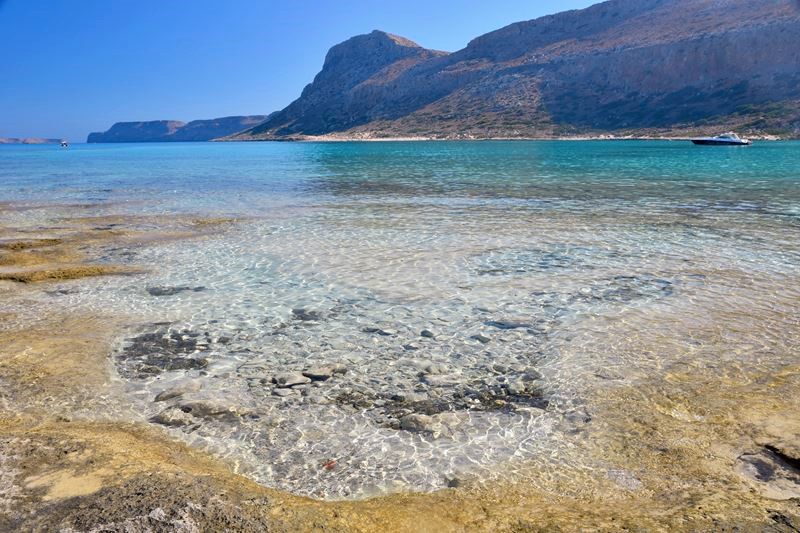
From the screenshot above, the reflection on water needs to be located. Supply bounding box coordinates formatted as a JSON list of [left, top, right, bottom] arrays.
[[1, 141, 799, 499]]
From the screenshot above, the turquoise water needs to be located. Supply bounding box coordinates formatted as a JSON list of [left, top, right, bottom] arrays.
[[1, 141, 799, 499]]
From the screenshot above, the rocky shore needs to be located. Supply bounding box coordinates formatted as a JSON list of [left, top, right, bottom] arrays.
[[1, 206, 799, 531]]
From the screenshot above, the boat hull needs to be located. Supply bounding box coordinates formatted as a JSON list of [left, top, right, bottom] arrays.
[[691, 139, 751, 145]]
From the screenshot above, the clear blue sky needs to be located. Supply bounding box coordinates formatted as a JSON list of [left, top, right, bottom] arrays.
[[0, 0, 596, 141]]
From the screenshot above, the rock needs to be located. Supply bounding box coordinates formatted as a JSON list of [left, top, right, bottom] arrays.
[[178, 401, 240, 418], [146, 286, 205, 297], [272, 388, 297, 398], [154, 381, 202, 402], [506, 380, 527, 396], [292, 308, 323, 321], [273, 372, 312, 388], [403, 343, 420, 351], [400, 414, 434, 433], [485, 320, 532, 330], [471, 334, 491, 344], [302, 366, 334, 381], [362, 327, 396, 336], [151, 407, 195, 427], [420, 329, 436, 339]]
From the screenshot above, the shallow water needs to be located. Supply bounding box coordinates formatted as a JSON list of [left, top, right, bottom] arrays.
[[1, 141, 799, 499]]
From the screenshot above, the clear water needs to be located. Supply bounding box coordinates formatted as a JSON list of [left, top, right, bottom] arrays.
[[1, 141, 799, 499]]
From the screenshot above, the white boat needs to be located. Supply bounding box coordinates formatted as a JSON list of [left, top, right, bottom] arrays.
[[691, 132, 751, 146]]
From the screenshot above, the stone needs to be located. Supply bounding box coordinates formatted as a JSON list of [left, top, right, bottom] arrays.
[[506, 380, 527, 396], [273, 372, 312, 388], [422, 363, 448, 375], [272, 388, 297, 398], [302, 366, 334, 381], [178, 401, 240, 418], [151, 407, 195, 427], [420, 329, 436, 339], [471, 334, 491, 344], [403, 343, 420, 351], [400, 414, 434, 433], [485, 320, 532, 330], [292, 308, 323, 321], [154, 381, 202, 402], [422, 375, 462, 388], [146, 286, 205, 297], [362, 327, 396, 336]]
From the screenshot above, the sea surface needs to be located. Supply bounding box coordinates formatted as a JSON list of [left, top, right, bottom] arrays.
[[1, 141, 799, 499]]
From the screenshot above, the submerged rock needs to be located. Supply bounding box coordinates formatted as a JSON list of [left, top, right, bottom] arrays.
[[154, 380, 202, 402], [151, 406, 195, 427], [302, 364, 347, 381], [273, 372, 312, 388], [146, 286, 205, 297], [291, 308, 323, 322]]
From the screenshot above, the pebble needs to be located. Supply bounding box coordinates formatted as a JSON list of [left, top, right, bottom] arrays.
[[471, 334, 491, 344], [362, 327, 396, 336], [420, 329, 436, 339], [403, 343, 420, 351], [273, 372, 312, 388], [272, 388, 297, 397]]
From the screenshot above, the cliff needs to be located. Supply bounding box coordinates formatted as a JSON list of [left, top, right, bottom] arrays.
[[234, 0, 800, 140], [87, 116, 268, 143]]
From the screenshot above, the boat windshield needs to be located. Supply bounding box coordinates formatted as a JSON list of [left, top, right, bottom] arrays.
[[717, 133, 740, 140]]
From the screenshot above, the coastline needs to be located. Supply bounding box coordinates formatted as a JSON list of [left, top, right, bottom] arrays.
[[1, 203, 799, 531]]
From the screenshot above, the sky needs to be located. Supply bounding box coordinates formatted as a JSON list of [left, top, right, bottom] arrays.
[[0, 0, 596, 142]]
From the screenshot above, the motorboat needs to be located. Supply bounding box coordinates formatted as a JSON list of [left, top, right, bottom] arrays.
[[691, 132, 751, 145], [60, 140, 69, 148]]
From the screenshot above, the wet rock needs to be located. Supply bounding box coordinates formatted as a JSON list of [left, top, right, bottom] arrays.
[[151, 406, 195, 427], [273, 372, 312, 388], [403, 343, 420, 351], [471, 334, 491, 344], [147, 286, 205, 297], [116, 326, 211, 379], [485, 320, 532, 330], [291, 308, 322, 322], [422, 375, 462, 388], [400, 414, 434, 433], [178, 401, 239, 419], [302, 363, 346, 381], [154, 380, 203, 402], [420, 329, 436, 339], [506, 380, 526, 396], [362, 327, 396, 336], [272, 388, 297, 398]]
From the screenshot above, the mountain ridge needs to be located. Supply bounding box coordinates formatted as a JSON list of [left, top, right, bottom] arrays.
[[87, 115, 268, 143]]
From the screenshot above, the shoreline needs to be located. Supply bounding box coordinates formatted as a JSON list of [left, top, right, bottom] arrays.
[[1, 203, 798, 530]]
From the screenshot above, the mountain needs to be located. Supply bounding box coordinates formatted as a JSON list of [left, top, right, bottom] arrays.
[[87, 116, 268, 143], [232, 0, 800, 140], [0, 138, 64, 144]]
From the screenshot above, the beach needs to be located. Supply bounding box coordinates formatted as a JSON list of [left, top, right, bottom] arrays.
[[1, 140, 799, 531]]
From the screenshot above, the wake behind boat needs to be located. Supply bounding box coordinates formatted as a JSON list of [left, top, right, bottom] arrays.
[[691, 132, 751, 145]]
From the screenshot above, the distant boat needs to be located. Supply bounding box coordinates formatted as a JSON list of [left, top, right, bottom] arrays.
[[691, 132, 751, 146], [60, 140, 69, 148]]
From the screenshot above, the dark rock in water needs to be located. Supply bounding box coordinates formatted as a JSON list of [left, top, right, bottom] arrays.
[[302, 364, 346, 381], [273, 372, 312, 388], [420, 329, 436, 339], [485, 320, 532, 330], [116, 325, 211, 379], [178, 400, 243, 419], [362, 326, 396, 336], [471, 334, 491, 344], [147, 286, 205, 297], [445, 476, 462, 488], [403, 343, 420, 351], [154, 381, 202, 402], [291, 308, 323, 322]]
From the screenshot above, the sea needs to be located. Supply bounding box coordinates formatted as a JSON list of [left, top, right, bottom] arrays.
[[1, 140, 798, 499]]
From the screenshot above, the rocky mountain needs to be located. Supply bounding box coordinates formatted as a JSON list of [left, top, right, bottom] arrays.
[[87, 115, 268, 143], [233, 0, 800, 140], [0, 137, 64, 144]]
